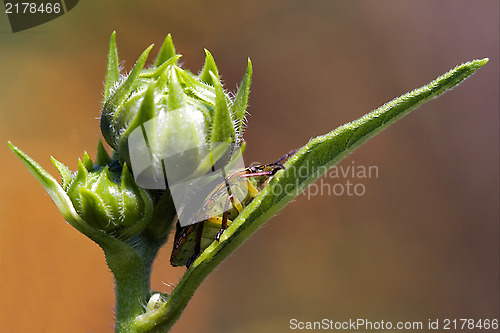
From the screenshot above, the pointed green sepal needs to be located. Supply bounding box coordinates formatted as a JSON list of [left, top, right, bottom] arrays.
[[119, 163, 154, 238], [190, 141, 233, 178], [94, 168, 120, 220], [9, 143, 98, 238], [154, 65, 170, 92], [51, 157, 72, 191], [112, 44, 154, 106], [103, 31, 120, 102], [101, 44, 154, 148], [136, 83, 157, 123], [155, 34, 177, 67], [9, 142, 70, 210], [210, 71, 235, 144], [65, 160, 88, 214], [140, 54, 182, 79], [82, 151, 94, 171], [167, 67, 186, 110], [199, 49, 219, 85], [230, 58, 252, 136], [79, 187, 110, 230], [175, 67, 216, 105], [95, 140, 112, 167], [69, 159, 89, 193], [239, 141, 247, 154], [120, 163, 137, 191], [118, 83, 156, 164]]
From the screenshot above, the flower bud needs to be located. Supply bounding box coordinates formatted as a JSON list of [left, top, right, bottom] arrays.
[[52, 142, 153, 238], [100, 33, 252, 185]]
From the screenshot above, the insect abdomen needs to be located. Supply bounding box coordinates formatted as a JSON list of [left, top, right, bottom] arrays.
[[170, 217, 229, 267]]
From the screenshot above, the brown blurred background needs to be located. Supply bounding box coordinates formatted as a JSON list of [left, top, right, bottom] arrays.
[[1, 1, 498, 332]]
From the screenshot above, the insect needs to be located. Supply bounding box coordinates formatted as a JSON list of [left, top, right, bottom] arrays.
[[170, 150, 296, 268]]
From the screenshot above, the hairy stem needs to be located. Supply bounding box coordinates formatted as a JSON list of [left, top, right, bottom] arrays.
[[105, 249, 150, 332]]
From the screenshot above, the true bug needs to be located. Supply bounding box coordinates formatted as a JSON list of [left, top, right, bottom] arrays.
[[170, 150, 296, 268]]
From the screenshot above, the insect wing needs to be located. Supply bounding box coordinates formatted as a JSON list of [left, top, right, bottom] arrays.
[[170, 151, 295, 267]]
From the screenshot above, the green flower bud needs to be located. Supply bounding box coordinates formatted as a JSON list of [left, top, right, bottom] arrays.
[[52, 141, 154, 238], [100, 32, 252, 185], [9, 141, 155, 242]]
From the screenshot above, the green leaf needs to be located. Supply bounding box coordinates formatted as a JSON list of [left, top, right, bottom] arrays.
[[215, 57, 490, 256], [199, 49, 219, 85], [103, 31, 120, 102], [154, 34, 177, 67], [230, 58, 252, 136], [210, 71, 235, 144], [131, 58, 488, 332]]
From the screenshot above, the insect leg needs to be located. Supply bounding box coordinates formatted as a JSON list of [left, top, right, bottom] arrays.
[[245, 179, 260, 197], [231, 192, 244, 213], [216, 193, 234, 241], [186, 222, 204, 268]]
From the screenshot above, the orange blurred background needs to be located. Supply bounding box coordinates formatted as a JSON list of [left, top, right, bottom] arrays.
[[1, 1, 498, 332]]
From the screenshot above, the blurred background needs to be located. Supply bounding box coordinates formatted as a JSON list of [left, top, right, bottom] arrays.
[[1, 1, 498, 332]]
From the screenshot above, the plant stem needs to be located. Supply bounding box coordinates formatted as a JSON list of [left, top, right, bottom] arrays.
[[105, 247, 153, 333]]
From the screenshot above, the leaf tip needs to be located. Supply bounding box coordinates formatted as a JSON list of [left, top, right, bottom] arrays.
[[155, 33, 177, 67], [200, 49, 219, 85], [463, 57, 489, 72], [477, 57, 489, 66], [247, 57, 253, 73], [8, 141, 23, 157]]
